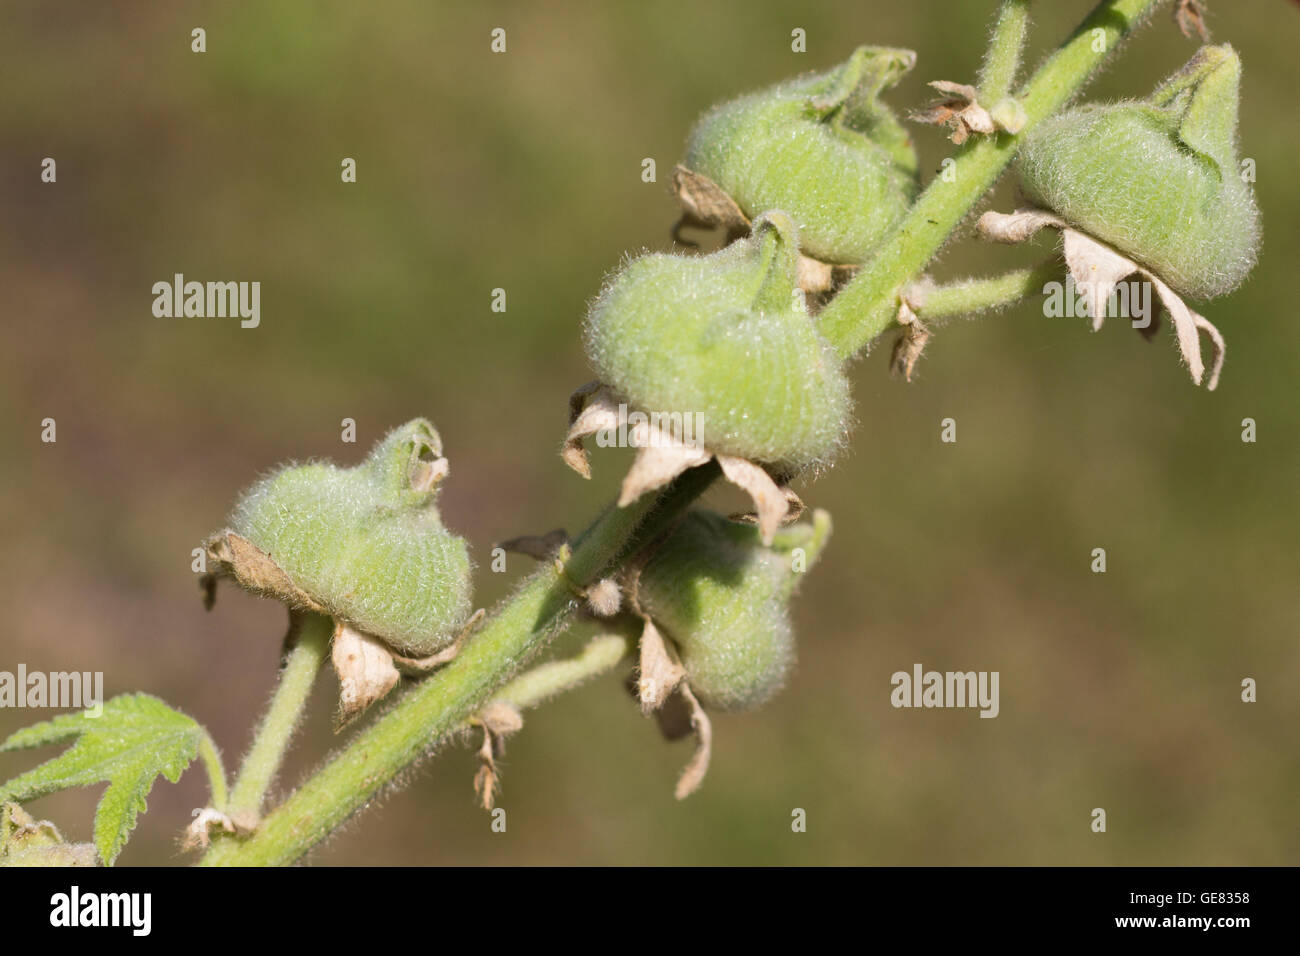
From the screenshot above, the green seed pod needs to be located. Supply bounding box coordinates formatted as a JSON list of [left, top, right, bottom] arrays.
[[682, 45, 919, 264], [636, 509, 831, 712], [584, 212, 852, 475], [1016, 44, 1259, 300], [227, 419, 473, 656]]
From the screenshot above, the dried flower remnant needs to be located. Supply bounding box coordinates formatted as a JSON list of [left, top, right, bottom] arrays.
[[471, 702, 524, 811], [1174, 0, 1212, 40], [979, 208, 1226, 388]]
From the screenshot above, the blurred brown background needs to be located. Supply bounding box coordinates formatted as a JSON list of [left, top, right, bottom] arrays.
[[1, 0, 1296, 865]]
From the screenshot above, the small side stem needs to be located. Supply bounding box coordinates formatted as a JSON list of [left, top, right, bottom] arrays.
[[225, 612, 332, 819], [196, 733, 228, 811], [979, 0, 1033, 103], [488, 629, 635, 715], [918, 258, 1060, 325]]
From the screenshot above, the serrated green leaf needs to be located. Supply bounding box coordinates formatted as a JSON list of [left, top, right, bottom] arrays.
[[0, 694, 208, 865]]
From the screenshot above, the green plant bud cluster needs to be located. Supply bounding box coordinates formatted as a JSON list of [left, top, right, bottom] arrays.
[[683, 45, 920, 265], [637, 509, 831, 711], [1017, 44, 1259, 300], [228, 419, 473, 656], [584, 213, 852, 474]]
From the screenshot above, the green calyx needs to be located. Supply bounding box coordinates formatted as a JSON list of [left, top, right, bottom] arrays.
[[1016, 44, 1259, 300], [682, 45, 920, 265], [225, 419, 473, 656], [637, 509, 832, 712], [584, 213, 852, 474]]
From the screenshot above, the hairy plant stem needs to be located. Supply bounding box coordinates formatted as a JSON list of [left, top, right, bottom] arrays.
[[487, 629, 635, 715], [919, 258, 1061, 325], [979, 0, 1033, 103], [201, 464, 717, 865], [819, 0, 1169, 359], [225, 612, 332, 819], [203, 0, 1169, 867], [197, 734, 229, 811]]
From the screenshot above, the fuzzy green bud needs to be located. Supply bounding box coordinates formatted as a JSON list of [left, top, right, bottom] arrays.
[[584, 213, 852, 475], [683, 45, 919, 264], [637, 509, 831, 712], [1016, 45, 1259, 300], [226, 419, 473, 656]]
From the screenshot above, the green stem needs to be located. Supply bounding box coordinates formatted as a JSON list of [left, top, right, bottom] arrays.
[[917, 258, 1061, 324], [225, 612, 332, 818], [201, 463, 716, 866], [819, 0, 1169, 359], [979, 0, 1033, 103], [488, 629, 635, 714], [197, 734, 228, 811]]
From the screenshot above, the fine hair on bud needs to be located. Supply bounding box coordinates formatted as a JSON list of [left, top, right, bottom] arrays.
[[636, 509, 831, 711], [1016, 44, 1259, 300], [683, 45, 919, 265], [227, 419, 473, 655], [584, 213, 852, 475]]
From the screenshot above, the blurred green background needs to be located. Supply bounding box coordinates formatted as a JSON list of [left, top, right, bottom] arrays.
[[1, 0, 1296, 865]]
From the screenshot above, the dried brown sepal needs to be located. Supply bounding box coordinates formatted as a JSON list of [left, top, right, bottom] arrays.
[[670, 164, 751, 247], [1174, 0, 1211, 40], [561, 383, 620, 479], [796, 256, 835, 298], [619, 434, 712, 508], [472, 701, 524, 811], [891, 322, 932, 382], [673, 683, 713, 800], [650, 686, 695, 741], [978, 209, 1226, 389], [202, 530, 326, 614], [728, 484, 805, 537], [636, 616, 686, 715], [890, 286, 933, 382], [409, 454, 450, 493], [181, 807, 257, 851], [332, 621, 401, 730], [912, 81, 996, 145], [563, 384, 793, 545], [497, 529, 570, 561], [391, 608, 484, 675], [716, 454, 791, 545]]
